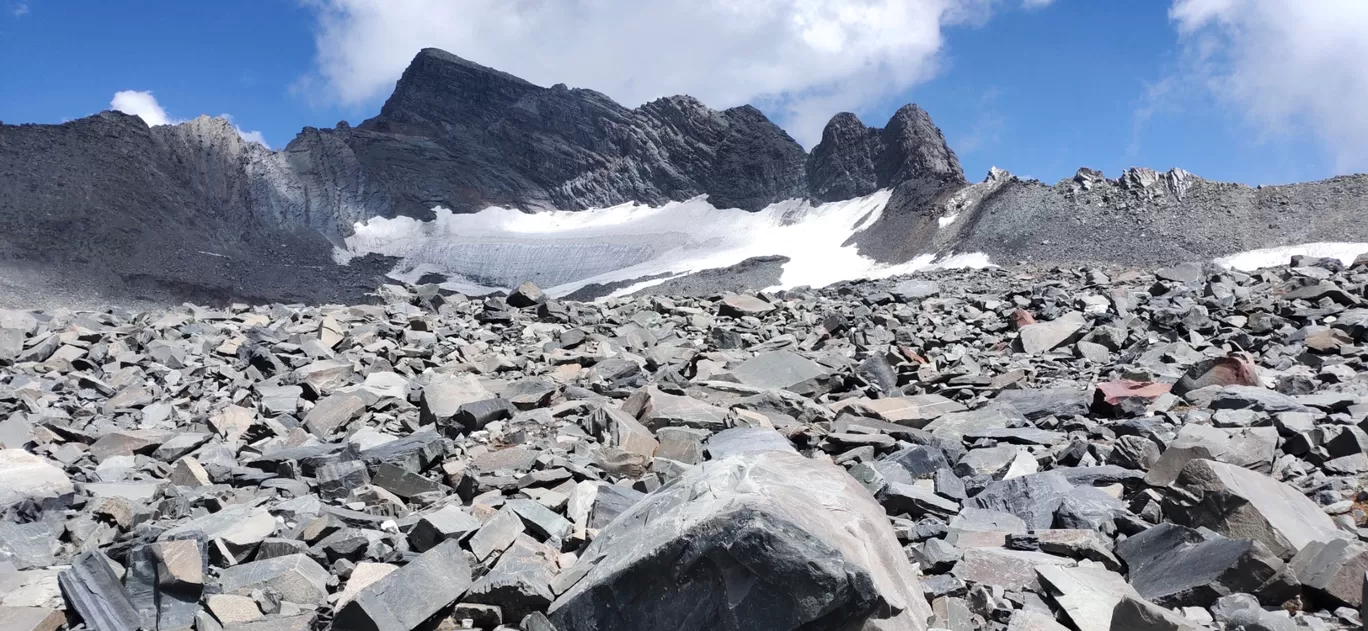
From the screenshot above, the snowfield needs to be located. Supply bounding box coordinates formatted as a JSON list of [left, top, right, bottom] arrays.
[[337, 191, 991, 298], [1215, 242, 1368, 271]]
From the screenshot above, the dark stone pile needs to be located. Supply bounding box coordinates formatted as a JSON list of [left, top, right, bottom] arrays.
[[5, 255, 1368, 630]]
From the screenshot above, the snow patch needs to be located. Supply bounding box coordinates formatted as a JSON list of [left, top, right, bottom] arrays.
[[337, 191, 992, 297], [1215, 242, 1368, 271], [938, 213, 959, 228]]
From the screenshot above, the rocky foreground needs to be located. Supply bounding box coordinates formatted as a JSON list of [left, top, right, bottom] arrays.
[[5, 258, 1368, 631]]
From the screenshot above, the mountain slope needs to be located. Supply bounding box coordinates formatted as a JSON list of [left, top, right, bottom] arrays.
[[0, 47, 1365, 307]]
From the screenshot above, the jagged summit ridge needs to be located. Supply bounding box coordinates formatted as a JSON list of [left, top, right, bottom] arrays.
[[2, 46, 1368, 308]]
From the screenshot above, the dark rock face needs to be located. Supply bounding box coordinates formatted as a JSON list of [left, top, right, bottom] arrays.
[[7, 45, 1368, 310], [807, 105, 966, 203], [0, 48, 962, 307], [352, 48, 809, 215]]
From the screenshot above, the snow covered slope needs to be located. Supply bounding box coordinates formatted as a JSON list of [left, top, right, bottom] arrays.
[[338, 191, 990, 298], [1215, 242, 1368, 271]]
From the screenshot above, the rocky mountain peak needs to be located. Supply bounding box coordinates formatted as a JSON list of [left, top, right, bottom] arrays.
[[807, 105, 966, 203], [363, 48, 538, 135], [879, 103, 966, 190]]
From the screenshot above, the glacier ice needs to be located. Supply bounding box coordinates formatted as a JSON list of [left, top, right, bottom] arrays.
[[337, 191, 991, 298]]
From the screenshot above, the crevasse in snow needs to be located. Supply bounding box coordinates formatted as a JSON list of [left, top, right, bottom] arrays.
[[337, 191, 991, 297]]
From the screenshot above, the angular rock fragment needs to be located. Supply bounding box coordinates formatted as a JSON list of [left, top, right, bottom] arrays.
[[0, 450, 73, 510], [409, 505, 482, 552], [334, 540, 473, 631], [1168, 459, 1344, 558], [216, 554, 330, 604], [1110, 595, 1199, 631], [717, 294, 775, 318], [728, 350, 829, 393], [1018, 312, 1086, 353], [0, 606, 64, 631], [1289, 538, 1368, 607], [548, 450, 931, 630], [304, 392, 367, 437], [507, 281, 546, 308], [951, 547, 1076, 591], [1115, 523, 1282, 606], [58, 552, 143, 631], [965, 472, 1073, 530], [1036, 565, 1137, 631]]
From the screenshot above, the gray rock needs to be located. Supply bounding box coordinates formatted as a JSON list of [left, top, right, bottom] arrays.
[[334, 540, 473, 631], [717, 295, 776, 318], [0, 606, 64, 631], [1169, 459, 1344, 558], [465, 538, 556, 621], [1036, 565, 1137, 631], [588, 484, 646, 530], [58, 552, 143, 631], [996, 388, 1090, 419], [1109, 595, 1199, 630], [1018, 312, 1087, 354], [1288, 538, 1368, 607], [882, 482, 961, 519], [704, 427, 796, 459], [0, 522, 58, 570], [547, 450, 931, 630], [408, 505, 482, 552], [891, 280, 940, 300], [728, 350, 829, 392], [951, 547, 1076, 591], [1115, 523, 1283, 606], [371, 462, 446, 499], [304, 392, 367, 437], [0, 450, 73, 510], [317, 460, 371, 501], [470, 507, 526, 561], [216, 554, 329, 604], [507, 281, 546, 308], [420, 374, 494, 426], [965, 472, 1074, 530], [655, 427, 707, 464]]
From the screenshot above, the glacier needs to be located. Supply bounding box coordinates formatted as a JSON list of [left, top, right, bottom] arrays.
[[337, 191, 991, 298]]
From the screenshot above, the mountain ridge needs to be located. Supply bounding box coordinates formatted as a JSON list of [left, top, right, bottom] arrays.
[[1, 47, 1365, 307]]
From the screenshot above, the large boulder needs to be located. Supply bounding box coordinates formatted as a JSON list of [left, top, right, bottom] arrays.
[[1168, 459, 1345, 558], [547, 446, 931, 630], [0, 450, 73, 511]]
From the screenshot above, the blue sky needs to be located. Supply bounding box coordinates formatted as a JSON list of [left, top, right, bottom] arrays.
[[2, 0, 1363, 186]]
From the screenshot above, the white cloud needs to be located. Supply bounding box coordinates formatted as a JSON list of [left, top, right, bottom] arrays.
[[111, 90, 172, 126], [1022, 0, 1054, 9], [220, 114, 269, 147], [109, 91, 268, 147], [300, 0, 1001, 145], [237, 129, 269, 146], [1170, 0, 1368, 173], [13, 2, 29, 16]]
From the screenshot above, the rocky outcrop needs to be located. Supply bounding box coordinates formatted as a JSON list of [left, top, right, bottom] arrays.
[[0, 48, 964, 306], [936, 166, 1368, 267], [807, 105, 966, 203], [4, 45, 1368, 308]]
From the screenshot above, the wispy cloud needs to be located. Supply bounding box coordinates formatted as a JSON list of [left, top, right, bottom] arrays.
[[13, 1, 29, 16], [1127, 75, 1178, 159], [1021, 0, 1055, 10], [298, 0, 1012, 146], [1167, 0, 1368, 174], [109, 90, 269, 147]]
